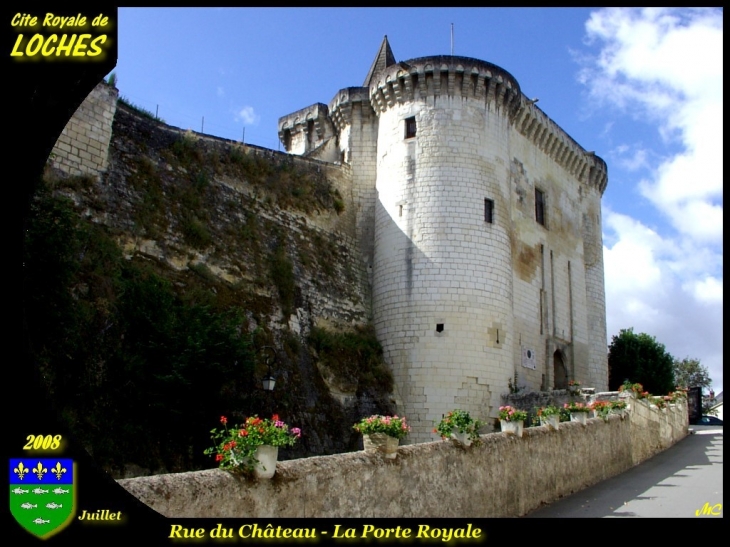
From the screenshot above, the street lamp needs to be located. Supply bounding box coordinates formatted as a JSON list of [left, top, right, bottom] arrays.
[[260, 346, 277, 392]]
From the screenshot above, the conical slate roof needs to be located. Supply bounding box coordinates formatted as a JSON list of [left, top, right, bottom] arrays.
[[363, 35, 396, 87]]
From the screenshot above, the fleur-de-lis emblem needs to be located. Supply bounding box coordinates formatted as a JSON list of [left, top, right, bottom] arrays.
[[14, 462, 29, 480], [51, 462, 67, 480], [32, 462, 48, 480]]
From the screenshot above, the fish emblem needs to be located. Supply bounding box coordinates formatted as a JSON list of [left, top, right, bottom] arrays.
[[12, 488, 29, 495], [20, 503, 37, 509], [32, 518, 50, 525], [45, 502, 63, 509], [52, 488, 69, 495], [32, 488, 49, 495]]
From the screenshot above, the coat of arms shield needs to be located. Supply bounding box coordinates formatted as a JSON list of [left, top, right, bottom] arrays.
[[10, 458, 75, 539]]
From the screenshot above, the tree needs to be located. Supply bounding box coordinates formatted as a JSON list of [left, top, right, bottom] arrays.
[[673, 357, 717, 415], [608, 328, 675, 394], [673, 357, 712, 391]]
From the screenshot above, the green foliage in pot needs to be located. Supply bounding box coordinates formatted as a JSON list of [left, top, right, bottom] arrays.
[[434, 410, 484, 444], [353, 415, 410, 440]]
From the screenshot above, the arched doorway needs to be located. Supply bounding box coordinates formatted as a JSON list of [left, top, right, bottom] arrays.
[[553, 350, 568, 389]]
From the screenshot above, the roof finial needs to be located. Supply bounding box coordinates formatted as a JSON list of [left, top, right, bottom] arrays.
[[363, 35, 396, 87]]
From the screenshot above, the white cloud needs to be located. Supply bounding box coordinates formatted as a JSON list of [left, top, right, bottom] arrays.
[[686, 277, 723, 304], [582, 8, 723, 393], [614, 146, 650, 172], [582, 8, 723, 244], [602, 209, 723, 393], [235, 106, 260, 125]]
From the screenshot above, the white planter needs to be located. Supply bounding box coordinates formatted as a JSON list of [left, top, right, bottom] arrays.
[[570, 412, 588, 425], [500, 420, 524, 438], [540, 415, 560, 430], [231, 445, 279, 479], [252, 445, 278, 479], [363, 433, 399, 459], [450, 429, 472, 447]]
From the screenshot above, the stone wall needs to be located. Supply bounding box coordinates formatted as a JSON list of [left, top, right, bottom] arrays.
[[49, 81, 117, 178], [38, 84, 391, 471], [117, 395, 688, 518]]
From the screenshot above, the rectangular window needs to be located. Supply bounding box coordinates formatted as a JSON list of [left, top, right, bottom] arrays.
[[484, 198, 494, 223], [535, 188, 546, 226], [405, 116, 416, 139]]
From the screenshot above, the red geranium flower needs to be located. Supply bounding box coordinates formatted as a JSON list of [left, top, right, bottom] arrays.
[[220, 416, 227, 425]]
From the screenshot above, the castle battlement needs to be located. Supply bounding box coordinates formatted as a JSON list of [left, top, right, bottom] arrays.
[[328, 87, 370, 133], [513, 101, 608, 194], [369, 56, 521, 118], [278, 102, 334, 156]]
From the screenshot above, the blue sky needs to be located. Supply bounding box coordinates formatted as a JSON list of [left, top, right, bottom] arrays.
[[113, 8, 723, 394]]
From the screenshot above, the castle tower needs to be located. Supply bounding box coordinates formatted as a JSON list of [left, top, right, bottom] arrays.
[[369, 57, 523, 441], [280, 40, 608, 444]]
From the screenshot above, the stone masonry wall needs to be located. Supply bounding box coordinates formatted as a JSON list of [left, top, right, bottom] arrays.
[[38, 85, 385, 467], [117, 395, 688, 518], [49, 82, 118, 178]]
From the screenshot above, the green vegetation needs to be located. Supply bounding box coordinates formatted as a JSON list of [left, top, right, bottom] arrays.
[[673, 357, 712, 391], [269, 245, 296, 318], [221, 147, 343, 214], [171, 130, 203, 166], [673, 357, 716, 414], [332, 189, 345, 214], [308, 325, 393, 393], [608, 328, 675, 395], [24, 181, 257, 474], [118, 95, 164, 123]]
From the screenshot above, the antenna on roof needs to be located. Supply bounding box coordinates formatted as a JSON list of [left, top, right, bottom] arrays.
[[451, 23, 454, 55]]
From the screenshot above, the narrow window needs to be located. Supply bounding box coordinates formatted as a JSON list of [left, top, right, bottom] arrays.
[[436, 323, 444, 333], [405, 116, 417, 139], [484, 198, 494, 223], [535, 188, 545, 226], [399, 205, 403, 217]]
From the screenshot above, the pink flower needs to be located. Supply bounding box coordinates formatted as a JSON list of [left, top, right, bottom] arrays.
[[291, 427, 301, 438]]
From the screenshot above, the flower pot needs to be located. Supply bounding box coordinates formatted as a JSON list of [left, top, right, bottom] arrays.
[[363, 433, 399, 459], [450, 428, 472, 447], [230, 445, 279, 479], [570, 412, 588, 425], [252, 445, 278, 479], [540, 415, 560, 430], [500, 420, 524, 438]]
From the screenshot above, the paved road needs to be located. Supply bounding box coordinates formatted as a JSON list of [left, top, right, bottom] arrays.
[[523, 426, 723, 518]]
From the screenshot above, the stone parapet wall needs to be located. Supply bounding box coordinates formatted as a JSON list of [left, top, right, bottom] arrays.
[[628, 396, 689, 465], [118, 396, 688, 518]]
